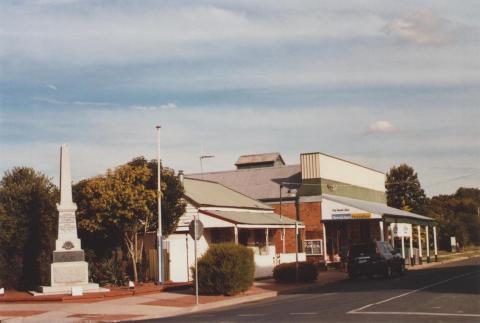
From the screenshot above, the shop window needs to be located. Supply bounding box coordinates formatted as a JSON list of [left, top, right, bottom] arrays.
[[304, 239, 323, 255]]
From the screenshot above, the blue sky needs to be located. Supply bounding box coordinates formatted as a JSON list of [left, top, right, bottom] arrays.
[[1, 0, 479, 196]]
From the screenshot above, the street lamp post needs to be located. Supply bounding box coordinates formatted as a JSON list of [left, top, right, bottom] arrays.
[[156, 125, 164, 284]]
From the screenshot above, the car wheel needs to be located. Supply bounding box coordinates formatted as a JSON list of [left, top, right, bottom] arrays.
[[385, 265, 392, 278]]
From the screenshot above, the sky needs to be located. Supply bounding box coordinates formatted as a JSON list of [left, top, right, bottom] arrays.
[[1, 0, 479, 197]]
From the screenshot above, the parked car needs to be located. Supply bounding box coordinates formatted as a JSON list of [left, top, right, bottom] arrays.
[[347, 241, 405, 279]]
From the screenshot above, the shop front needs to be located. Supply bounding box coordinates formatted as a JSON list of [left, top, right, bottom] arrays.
[[321, 194, 437, 266], [321, 195, 383, 264]]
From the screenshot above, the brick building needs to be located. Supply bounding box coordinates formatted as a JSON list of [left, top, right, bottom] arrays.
[[189, 152, 437, 265]]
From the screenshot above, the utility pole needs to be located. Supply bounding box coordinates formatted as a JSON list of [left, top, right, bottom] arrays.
[[156, 125, 164, 284]]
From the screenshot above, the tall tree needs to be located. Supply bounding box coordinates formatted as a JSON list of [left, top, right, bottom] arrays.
[[428, 188, 480, 248], [0, 167, 58, 289], [386, 164, 427, 214], [74, 157, 186, 282]]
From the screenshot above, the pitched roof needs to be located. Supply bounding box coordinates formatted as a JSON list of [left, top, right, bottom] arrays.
[[235, 152, 285, 166], [187, 165, 301, 201], [183, 177, 272, 210], [322, 194, 435, 224], [200, 210, 301, 227]]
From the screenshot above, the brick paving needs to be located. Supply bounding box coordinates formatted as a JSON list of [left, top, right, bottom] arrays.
[[68, 313, 143, 321], [141, 285, 269, 307], [0, 310, 47, 318], [0, 271, 347, 322]]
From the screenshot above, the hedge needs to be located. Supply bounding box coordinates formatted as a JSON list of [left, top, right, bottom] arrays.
[[273, 261, 318, 283], [193, 243, 254, 296]]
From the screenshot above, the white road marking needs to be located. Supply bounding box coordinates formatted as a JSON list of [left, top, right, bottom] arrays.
[[347, 270, 480, 315], [290, 312, 318, 315], [352, 311, 480, 318]]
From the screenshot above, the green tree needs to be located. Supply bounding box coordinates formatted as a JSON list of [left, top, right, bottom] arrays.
[[74, 157, 185, 282], [0, 167, 58, 290], [386, 164, 427, 214], [428, 188, 480, 248]]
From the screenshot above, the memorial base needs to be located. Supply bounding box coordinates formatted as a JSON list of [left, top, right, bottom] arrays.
[[32, 283, 108, 296], [32, 261, 108, 296]]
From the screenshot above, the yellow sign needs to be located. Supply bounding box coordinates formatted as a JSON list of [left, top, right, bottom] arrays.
[[351, 213, 371, 219]]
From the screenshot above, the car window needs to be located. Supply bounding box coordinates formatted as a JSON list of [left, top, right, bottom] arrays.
[[349, 243, 376, 258], [378, 242, 393, 256]]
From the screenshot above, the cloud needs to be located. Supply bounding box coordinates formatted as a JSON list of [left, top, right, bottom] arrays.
[[383, 10, 453, 45], [131, 103, 178, 111], [1, 104, 479, 197], [33, 97, 115, 107], [46, 84, 57, 90], [0, 2, 385, 67], [367, 120, 396, 133]]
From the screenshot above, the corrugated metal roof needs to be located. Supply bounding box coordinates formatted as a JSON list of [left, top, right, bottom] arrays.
[[322, 194, 434, 223], [187, 165, 301, 201], [201, 210, 300, 226], [183, 178, 272, 209], [235, 152, 284, 166]]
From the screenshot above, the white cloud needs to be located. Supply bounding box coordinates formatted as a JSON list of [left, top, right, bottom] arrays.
[[1, 1, 479, 197], [1, 2, 479, 90], [131, 103, 178, 111], [0, 3, 385, 66], [367, 120, 396, 133], [383, 10, 453, 45], [2, 104, 478, 197], [46, 84, 57, 90]]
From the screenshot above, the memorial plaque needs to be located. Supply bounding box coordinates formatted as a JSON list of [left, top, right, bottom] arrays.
[[53, 251, 85, 263], [59, 213, 77, 234]]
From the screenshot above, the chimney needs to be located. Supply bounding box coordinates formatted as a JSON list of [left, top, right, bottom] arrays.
[[178, 170, 184, 184]]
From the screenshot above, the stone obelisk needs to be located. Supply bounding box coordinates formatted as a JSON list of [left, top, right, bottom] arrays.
[[36, 144, 106, 295]]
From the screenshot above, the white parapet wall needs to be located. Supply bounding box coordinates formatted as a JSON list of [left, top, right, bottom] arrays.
[[278, 252, 307, 264], [254, 254, 276, 278], [301, 152, 385, 192]]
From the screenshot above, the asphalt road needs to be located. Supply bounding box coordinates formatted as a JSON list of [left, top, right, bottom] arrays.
[[141, 257, 480, 323]]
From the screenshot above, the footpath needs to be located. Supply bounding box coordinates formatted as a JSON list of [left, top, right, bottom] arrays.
[[2, 253, 478, 323], [0, 271, 346, 322]]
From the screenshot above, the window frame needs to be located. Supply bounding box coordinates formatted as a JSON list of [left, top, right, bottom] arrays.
[[304, 239, 323, 256]]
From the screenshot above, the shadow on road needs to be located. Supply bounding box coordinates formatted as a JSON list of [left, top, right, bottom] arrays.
[[280, 263, 480, 296]]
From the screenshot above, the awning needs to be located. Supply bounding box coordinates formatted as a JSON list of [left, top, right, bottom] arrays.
[[322, 194, 435, 226], [200, 209, 303, 228]]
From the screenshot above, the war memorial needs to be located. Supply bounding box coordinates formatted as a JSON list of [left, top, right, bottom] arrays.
[[32, 145, 106, 296]]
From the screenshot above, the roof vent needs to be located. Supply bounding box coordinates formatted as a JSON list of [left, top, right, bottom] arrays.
[[235, 152, 285, 169]]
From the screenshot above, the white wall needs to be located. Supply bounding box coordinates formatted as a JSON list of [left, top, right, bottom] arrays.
[[169, 234, 289, 281], [301, 153, 385, 192], [278, 253, 307, 264], [254, 254, 276, 278], [167, 233, 209, 283]]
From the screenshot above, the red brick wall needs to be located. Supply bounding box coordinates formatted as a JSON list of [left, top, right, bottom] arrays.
[[300, 202, 322, 240], [270, 201, 322, 254]]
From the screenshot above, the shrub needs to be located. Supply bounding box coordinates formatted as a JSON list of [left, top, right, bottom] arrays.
[[193, 243, 254, 296], [273, 262, 318, 283], [89, 258, 129, 286]]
